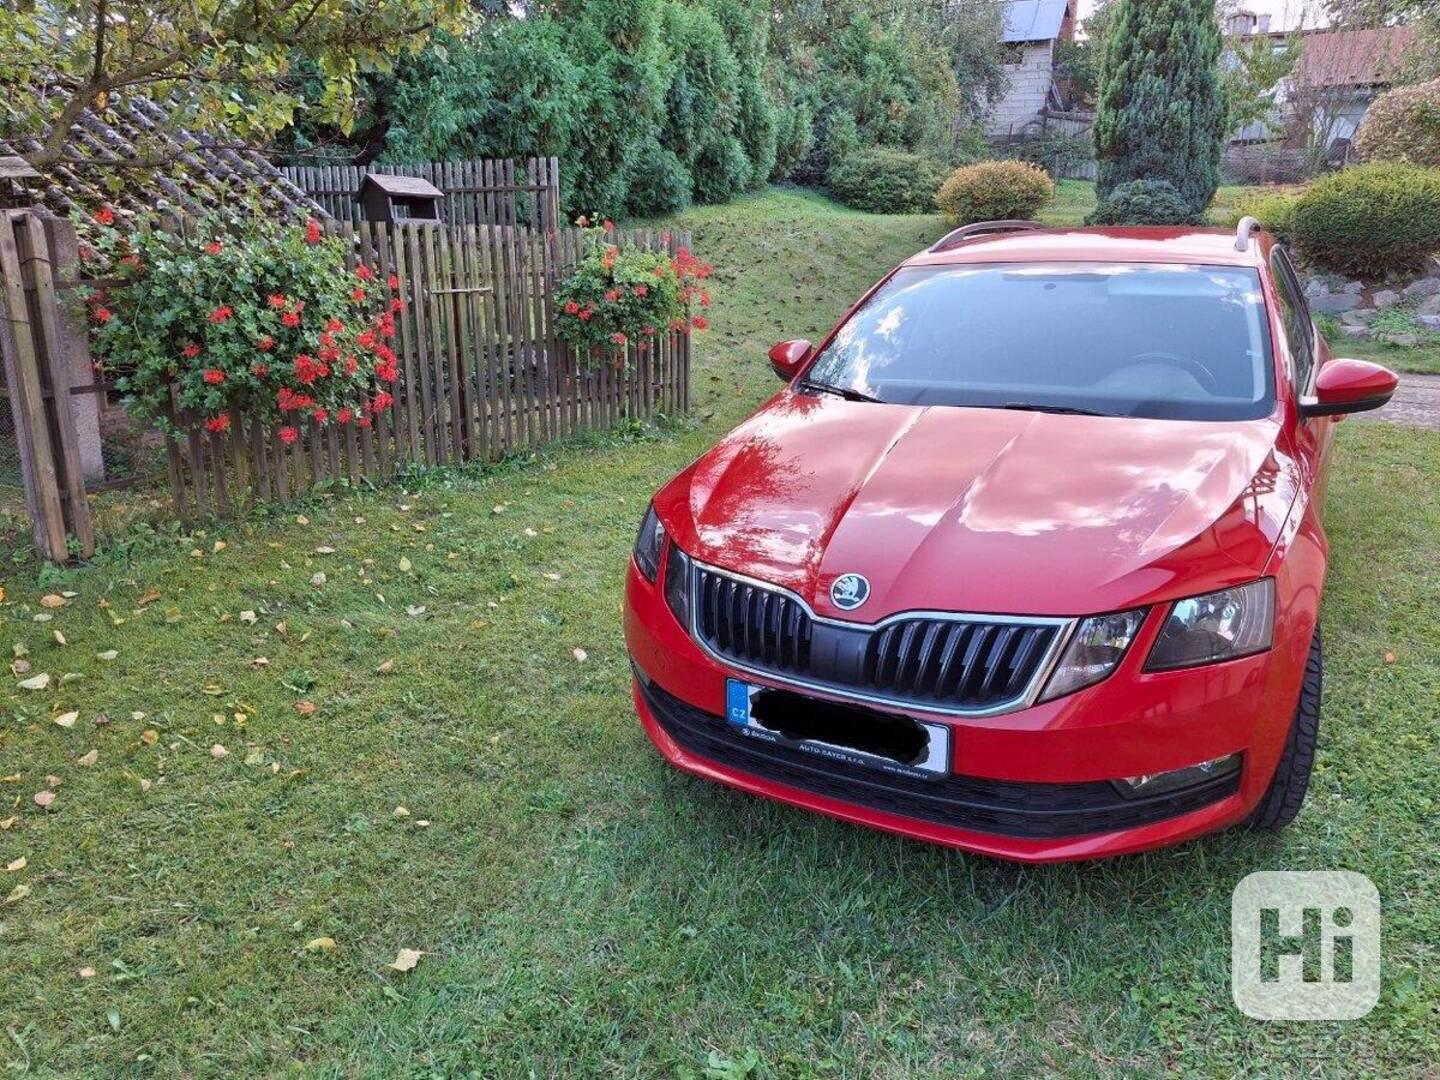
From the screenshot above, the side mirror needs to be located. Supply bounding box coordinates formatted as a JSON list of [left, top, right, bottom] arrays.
[[1300, 358, 1399, 419], [768, 339, 812, 382]]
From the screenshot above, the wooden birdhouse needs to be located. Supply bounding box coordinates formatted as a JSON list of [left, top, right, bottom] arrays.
[[358, 173, 444, 224]]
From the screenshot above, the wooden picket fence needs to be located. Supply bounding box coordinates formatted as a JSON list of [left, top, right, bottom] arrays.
[[158, 220, 693, 516], [280, 157, 563, 233], [0, 204, 694, 557]]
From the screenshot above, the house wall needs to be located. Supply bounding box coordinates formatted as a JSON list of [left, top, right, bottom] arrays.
[[987, 42, 1056, 135]]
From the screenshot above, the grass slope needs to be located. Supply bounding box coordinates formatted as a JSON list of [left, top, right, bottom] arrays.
[[1, 189, 1437, 1076]]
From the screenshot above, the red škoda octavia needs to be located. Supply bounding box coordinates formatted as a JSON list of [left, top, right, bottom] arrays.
[[623, 219, 1397, 862]]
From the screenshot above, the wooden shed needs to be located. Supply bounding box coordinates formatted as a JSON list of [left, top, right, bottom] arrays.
[[358, 173, 444, 224]]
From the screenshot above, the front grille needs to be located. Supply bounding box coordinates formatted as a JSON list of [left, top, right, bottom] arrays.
[[640, 679, 1241, 840], [690, 563, 1061, 713], [864, 619, 1059, 707], [695, 564, 812, 675]]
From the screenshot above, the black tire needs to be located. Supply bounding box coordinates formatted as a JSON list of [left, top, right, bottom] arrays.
[[1247, 626, 1322, 831]]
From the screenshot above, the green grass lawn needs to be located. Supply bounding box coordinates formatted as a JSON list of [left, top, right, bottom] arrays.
[[2, 189, 1438, 1076]]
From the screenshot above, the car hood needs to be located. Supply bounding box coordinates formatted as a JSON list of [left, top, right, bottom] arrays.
[[662, 393, 1299, 618]]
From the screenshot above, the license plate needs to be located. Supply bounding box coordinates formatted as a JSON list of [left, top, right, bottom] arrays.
[[725, 679, 950, 777]]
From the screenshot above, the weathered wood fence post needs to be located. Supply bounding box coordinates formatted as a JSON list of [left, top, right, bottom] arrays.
[[0, 209, 95, 560]]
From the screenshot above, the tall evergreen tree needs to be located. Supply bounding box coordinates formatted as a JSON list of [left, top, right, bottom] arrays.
[[1092, 0, 1226, 215]]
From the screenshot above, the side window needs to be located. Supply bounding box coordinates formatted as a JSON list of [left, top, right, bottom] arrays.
[[1270, 248, 1315, 393]]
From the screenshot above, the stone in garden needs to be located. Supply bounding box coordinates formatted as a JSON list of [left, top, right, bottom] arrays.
[[1340, 308, 1377, 326], [1382, 332, 1420, 347], [1308, 290, 1361, 315], [1340, 325, 1373, 340], [1418, 294, 1440, 318], [1417, 314, 1440, 331], [1371, 289, 1401, 308], [1401, 276, 1440, 300]]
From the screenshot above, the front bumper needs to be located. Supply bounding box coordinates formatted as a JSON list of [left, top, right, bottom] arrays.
[[624, 560, 1311, 862]]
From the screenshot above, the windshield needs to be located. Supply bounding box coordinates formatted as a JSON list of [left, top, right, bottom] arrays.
[[802, 263, 1274, 421]]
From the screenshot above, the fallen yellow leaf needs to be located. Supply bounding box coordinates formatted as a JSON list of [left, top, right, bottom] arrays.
[[4, 857, 25, 872], [140, 729, 159, 746], [304, 937, 337, 952], [39, 594, 66, 608], [389, 948, 423, 972], [77, 749, 98, 767], [4, 883, 30, 904], [53, 711, 79, 729], [294, 701, 317, 717]]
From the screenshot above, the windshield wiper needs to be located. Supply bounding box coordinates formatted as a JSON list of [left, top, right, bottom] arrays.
[[999, 402, 1116, 417], [797, 380, 883, 404]]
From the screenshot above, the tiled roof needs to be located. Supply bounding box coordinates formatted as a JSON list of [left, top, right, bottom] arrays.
[[0, 95, 326, 221], [1295, 26, 1417, 88]]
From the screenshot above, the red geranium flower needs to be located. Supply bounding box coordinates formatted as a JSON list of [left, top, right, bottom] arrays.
[[357, 415, 373, 429], [390, 297, 405, 313], [344, 355, 358, 375], [634, 285, 648, 298], [93, 206, 115, 226], [356, 264, 375, 281], [208, 305, 233, 324], [351, 288, 367, 303], [257, 335, 275, 352], [182, 342, 202, 359], [642, 325, 656, 337], [370, 391, 395, 413], [279, 426, 299, 444], [357, 330, 376, 349], [603, 219, 616, 232], [337, 408, 354, 425], [252, 362, 270, 377], [692, 315, 709, 331], [604, 289, 620, 303], [93, 307, 112, 323], [293, 354, 321, 385], [304, 219, 322, 245], [578, 308, 592, 322], [387, 274, 400, 290], [312, 407, 329, 424], [610, 332, 628, 346], [700, 291, 711, 308], [119, 254, 142, 271], [205, 415, 231, 433], [281, 310, 301, 329], [202, 368, 225, 385], [205, 241, 223, 256], [325, 317, 344, 333], [268, 294, 288, 309], [563, 300, 581, 316]]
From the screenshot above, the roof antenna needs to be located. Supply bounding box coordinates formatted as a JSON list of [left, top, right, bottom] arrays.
[[1234, 216, 1261, 252]]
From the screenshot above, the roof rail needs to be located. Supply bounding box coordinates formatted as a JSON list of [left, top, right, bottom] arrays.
[[1234, 215, 1261, 252], [927, 219, 1045, 254]]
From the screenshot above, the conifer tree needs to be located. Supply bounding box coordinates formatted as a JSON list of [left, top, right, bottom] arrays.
[[1092, 0, 1227, 216]]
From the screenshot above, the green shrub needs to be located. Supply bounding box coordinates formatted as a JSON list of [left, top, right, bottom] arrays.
[[1354, 77, 1440, 168], [1290, 163, 1440, 277], [1225, 187, 1302, 242], [935, 159, 1053, 224], [623, 136, 693, 216], [1086, 178, 1202, 225], [826, 149, 948, 214]]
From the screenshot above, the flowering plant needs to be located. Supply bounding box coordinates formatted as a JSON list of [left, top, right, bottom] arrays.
[[83, 208, 402, 442], [553, 218, 712, 366]]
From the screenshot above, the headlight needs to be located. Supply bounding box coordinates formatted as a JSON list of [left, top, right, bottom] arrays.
[[1145, 579, 1274, 672], [633, 505, 665, 582], [1039, 608, 1147, 702], [663, 543, 692, 627]]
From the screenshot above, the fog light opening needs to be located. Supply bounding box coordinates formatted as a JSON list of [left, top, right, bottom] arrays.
[[1112, 753, 1242, 799]]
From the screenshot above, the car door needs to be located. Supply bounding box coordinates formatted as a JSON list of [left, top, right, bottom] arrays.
[[1269, 246, 1335, 519]]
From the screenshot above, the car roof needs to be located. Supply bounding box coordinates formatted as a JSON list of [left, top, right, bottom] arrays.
[[904, 227, 1269, 270]]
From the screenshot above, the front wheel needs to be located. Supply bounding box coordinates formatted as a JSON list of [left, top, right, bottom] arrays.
[[1247, 627, 1322, 831]]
